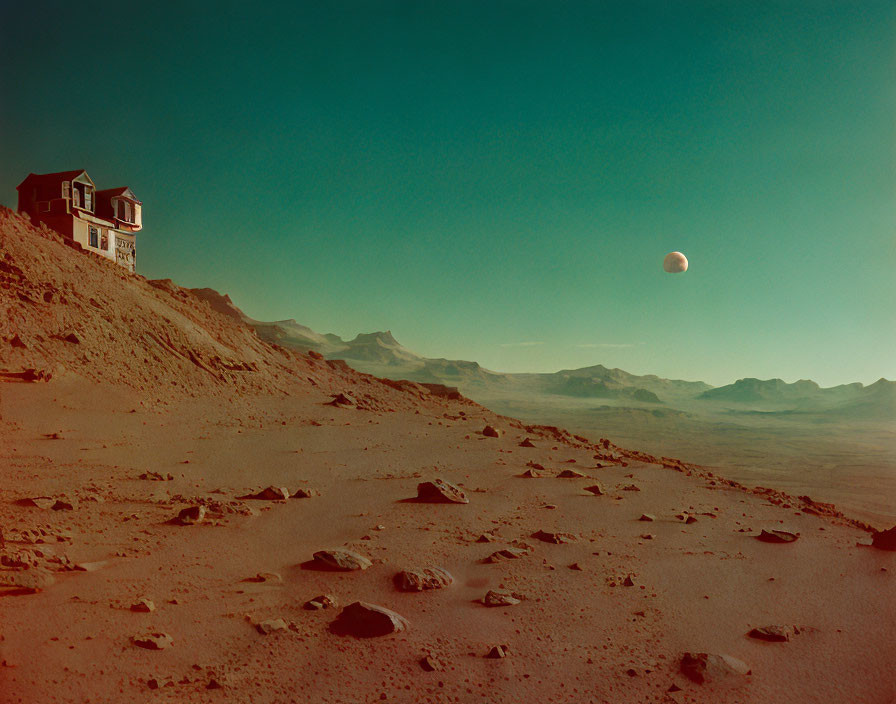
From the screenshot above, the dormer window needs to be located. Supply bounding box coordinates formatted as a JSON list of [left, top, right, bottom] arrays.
[[116, 200, 133, 223]]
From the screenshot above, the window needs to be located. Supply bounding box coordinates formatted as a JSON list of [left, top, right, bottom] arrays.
[[100, 232, 108, 250], [62, 182, 70, 199], [89, 226, 99, 248]]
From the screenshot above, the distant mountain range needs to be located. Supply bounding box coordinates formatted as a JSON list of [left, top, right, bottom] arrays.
[[188, 288, 895, 418]]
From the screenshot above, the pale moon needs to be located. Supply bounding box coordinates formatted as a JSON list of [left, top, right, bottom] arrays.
[[663, 251, 688, 273]]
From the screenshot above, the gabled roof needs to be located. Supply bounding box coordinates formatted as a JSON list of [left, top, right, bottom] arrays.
[[16, 170, 90, 190], [95, 187, 142, 204]]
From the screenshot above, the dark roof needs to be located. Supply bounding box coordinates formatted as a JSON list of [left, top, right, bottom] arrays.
[[16, 170, 88, 190], [95, 187, 142, 204]]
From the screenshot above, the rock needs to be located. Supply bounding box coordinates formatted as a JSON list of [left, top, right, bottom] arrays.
[[255, 618, 288, 635], [290, 488, 319, 499], [584, 484, 605, 496], [680, 652, 751, 684], [419, 655, 442, 672], [416, 479, 468, 504], [239, 486, 290, 501], [871, 526, 896, 551], [130, 598, 155, 613], [685, 515, 698, 524], [520, 468, 549, 478], [531, 530, 576, 544], [557, 469, 586, 479], [242, 572, 282, 584], [175, 505, 206, 525], [328, 393, 355, 407], [304, 594, 337, 610], [756, 529, 799, 543], [394, 567, 454, 592], [484, 547, 530, 563], [483, 589, 521, 607], [206, 679, 223, 690], [568, 562, 584, 570], [0, 568, 54, 594], [518, 438, 535, 447], [485, 645, 509, 659], [133, 633, 173, 650], [312, 549, 372, 571], [526, 461, 546, 470], [63, 332, 81, 344], [475, 534, 497, 543], [638, 514, 656, 522], [748, 625, 795, 642], [139, 471, 174, 481], [20, 496, 74, 510], [482, 425, 501, 438], [331, 601, 409, 637], [622, 484, 641, 492], [640, 534, 655, 540], [147, 679, 159, 690], [622, 575, 636, 587]]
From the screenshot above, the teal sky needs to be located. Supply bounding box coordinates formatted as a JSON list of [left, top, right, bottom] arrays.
[[2, 1, 894, 387]]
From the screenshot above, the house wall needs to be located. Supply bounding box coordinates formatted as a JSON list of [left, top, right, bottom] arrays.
[[113, 231, 136, 273], [72, 219, 117, 263]]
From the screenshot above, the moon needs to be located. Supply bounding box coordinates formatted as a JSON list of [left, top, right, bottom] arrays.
[[663, 251, 688, 273]]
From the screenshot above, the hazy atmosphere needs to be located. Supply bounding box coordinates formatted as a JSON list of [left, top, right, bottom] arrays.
[[2, 0, 894, 386]]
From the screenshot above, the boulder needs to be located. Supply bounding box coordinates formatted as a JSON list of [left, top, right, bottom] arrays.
[[304, 594, 337, 610], [557, 469, 586, 479], [290, 488, 319, 499], [419, 655, 442, 672], [680, 652, 751, 684], [520, 468, 549, 478], [748, 625, 795, 642], [756, 530, 799, 544], [255, 618, 288, 635], [483, 590, 521, 607], [531, 530, 576, 544], [638, 514, 656, 522], [871, 526, 896, 551], [331, 601, 409, 637], [416, 479, 468, 504], [239, 486, 289, 501], [175, 505, 206, 525], [482, 425, 501, 438], [484, 547, 530, 563], [312, 549, 372, 571], [485, 645, 509, 659], [130, 598, 155, 613], [133, 633, 173, 650], [518, 438, 535, 448], [584, 484, 605, 496], [393, 567, 454, 592]]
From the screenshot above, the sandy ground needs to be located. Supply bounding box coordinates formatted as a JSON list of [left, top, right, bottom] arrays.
[[1, 376, 894, 704], [1, 207, 894, 702]]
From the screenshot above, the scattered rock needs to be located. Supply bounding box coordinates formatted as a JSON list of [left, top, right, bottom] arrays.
[[312, 549, 372, 571], [331, 601, 409, 637], [680, 652, 751, 684], [304, 594, 337, 610], [482, 425, 501, 438], [557, 469, 586, 479], [531, 530, 576, 544], [871, 526, 896, 551], [483, 590, 521, 607], [584, 484, 605, 496], [756, 530, 799, 544], [174, 505, 206, 525], [639, 514, 656, 522], [416, 479, 468, 504], [130, 598, 155, 613], [518, 438, 535, 447], [238, 486, 290, 501], [485, 645, 509, 659], [394, 567, 454, 592], [748, 625, 795, 642], [484, 547, 530, 563], [255, 618, 288, 635], [133, 633, 173, 650]]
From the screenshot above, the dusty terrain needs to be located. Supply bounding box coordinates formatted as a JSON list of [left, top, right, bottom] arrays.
[[1, 208, 894, 703]]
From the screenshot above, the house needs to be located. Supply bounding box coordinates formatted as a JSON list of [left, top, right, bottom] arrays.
[[16, 170, 142, 273]]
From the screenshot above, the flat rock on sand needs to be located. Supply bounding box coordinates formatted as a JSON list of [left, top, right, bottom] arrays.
[[748, 625, 795, 642], [331, 602, 409, 638], [483, 547, 530, 563], [757, 529, 799, 543], [680, 652, 751, 684], [312, 549, 372, 571], [132, 633, 173, 650], [416, 479, 468, 504], [483, 589, 521, 607], [394, 567, 454, 592]]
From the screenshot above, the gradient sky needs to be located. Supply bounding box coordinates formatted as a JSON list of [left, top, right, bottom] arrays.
[[2, 0, 893, 386]]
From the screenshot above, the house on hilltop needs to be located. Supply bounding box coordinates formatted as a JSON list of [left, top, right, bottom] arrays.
[[16, 170, 142, 273]]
